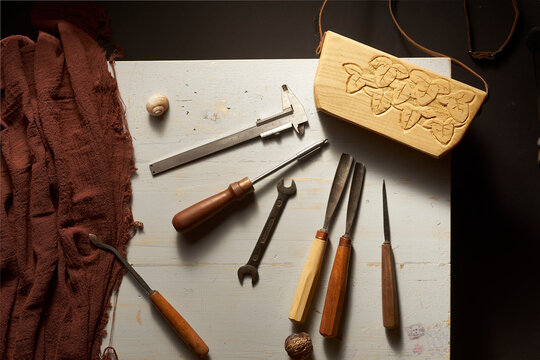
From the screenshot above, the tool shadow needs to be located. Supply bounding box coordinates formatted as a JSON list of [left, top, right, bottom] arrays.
[[318, 112, 449, 197], [147, 303, 212, 360], [175, 192, 256, 261], [175, 147, 322, 262]]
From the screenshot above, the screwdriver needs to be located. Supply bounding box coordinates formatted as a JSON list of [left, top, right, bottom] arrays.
[[88, 234, 209, 358], [172, 139, 328, 232]]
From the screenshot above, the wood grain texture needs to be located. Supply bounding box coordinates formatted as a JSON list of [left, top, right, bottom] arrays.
[[314, 31, 486, 158], [172, 177, 254, 232], [319, 236, 351, 338], [149, 291, 209, 357], [101, 59, 451, 359], [382, 243, 399, 329], [289, 234, 328, 323]]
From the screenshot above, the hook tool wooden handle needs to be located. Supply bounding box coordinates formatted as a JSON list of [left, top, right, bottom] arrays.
[[172, 177, 254, 232], [319, 236, 351, 337], [149, 290, 209, 357], [382, 242, 399, 329]]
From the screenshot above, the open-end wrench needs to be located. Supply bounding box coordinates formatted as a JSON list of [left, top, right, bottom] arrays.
[[238, 178, 297, 285]]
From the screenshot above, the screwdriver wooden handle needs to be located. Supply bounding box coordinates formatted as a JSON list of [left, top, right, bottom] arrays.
[[172, 177, 254, 232], [382, 242, 399, 329], [149, 290, 209, 357], [319, 236, 351, 337], [288, 230, 328, 323]]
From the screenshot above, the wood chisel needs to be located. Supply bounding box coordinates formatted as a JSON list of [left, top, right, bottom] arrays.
[[320, 161, 366, 338], [288, 153, 354, 324], [149, 85, 309, 175], [381, 180, 399, 329], [88, 234, 209, 357], [172, 139, 328, 232]]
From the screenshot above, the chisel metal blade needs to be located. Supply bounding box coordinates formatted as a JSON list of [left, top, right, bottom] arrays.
[[343, 162, 366, 237], [322, 154, 354, 230], [383, 180, 391, 244]]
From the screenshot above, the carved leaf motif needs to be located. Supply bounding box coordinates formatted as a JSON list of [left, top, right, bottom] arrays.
[[410, 70, 431, 84], [370, 56, 397, 87], [346, 74, 366, 94], [429, 118, 455, 145], [392, 63, 409, 79], [447, 98, 469, 123], [420, 107, 437, 119], [400, 105, 436, 130], [439, 90, 476, 123], [343, 63, 366, 94], [344, 63, 363, 76], [392, 81, 414, 105], [367, 88, 392, 115], [410, 70, 438, 106], [433, 79, 451, 94], [369, 56, 393, 70], [400, 105, 421, 130], [453, 90, 475, 103]]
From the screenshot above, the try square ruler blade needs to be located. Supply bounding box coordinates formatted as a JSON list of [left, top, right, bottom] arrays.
[[149, 85, 309, 176]]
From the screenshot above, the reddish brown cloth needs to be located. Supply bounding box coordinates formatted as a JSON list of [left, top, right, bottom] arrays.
[[1, 13, 136, 360]]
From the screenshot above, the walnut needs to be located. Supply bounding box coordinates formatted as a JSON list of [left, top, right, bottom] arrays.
[[284, 332, 313, 360]]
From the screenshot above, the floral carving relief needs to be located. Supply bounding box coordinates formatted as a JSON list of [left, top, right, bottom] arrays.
[[343, 56, 476, 145]]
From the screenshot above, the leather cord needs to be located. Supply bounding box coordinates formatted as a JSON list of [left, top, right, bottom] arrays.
[[387, 0, 489, 96], [315, 0, 491, 97], [464, 0, 519, 60]]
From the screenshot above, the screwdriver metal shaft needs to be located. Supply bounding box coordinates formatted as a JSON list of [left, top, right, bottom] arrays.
[[172, 139, 328, 232]]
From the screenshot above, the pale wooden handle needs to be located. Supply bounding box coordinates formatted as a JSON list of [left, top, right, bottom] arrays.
[[288, 232, 328, 323], [320, 237, 351, 338], [149, 291, 209, 358], [382, 243, 399, 329], [172, 177, 254, 232]]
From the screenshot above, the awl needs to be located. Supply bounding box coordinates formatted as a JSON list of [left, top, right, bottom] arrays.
[[289, 153, 354, 324], [88, 234, 209, 358], [149, 85, 309, 175], [320, 161, 366, 338], [172, 139, 328, 232]]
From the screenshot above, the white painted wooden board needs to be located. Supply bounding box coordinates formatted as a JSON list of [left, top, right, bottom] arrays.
[[102, 59, 451, 359]]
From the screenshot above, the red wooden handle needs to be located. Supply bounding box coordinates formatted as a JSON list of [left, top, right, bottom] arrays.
[[172, 177, 254, 232], [319, 236, 351, 338], [149, 290, 209, 357], [382, 242, 399, 329]]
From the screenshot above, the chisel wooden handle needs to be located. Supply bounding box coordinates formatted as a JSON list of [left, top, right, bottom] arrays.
[[319, 236, 351, 337], [172, 177, 254, 232], [288, 230, 328, 323], [149, 290, 209, 357], [382, 242, 399, 329]]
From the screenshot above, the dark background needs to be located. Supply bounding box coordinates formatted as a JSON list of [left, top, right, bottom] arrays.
[[2, 1, 540, 359]]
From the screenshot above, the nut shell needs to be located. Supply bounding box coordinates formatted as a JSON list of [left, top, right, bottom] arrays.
[[284, 332, 313, 360], [146, 94, 169, 116]]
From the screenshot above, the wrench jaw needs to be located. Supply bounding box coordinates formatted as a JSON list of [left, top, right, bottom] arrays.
[[277, 179, 297, 196], [237, 264, 259, 286]]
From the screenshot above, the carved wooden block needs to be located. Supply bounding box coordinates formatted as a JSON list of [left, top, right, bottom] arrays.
[[314, 31, 486, 158]]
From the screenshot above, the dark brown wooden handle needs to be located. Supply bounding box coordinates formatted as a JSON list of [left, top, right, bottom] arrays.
[[149, 290, 209, 358], [319, 237, 351, 338], [172, 177, 254, 232], [382, 242, 399, 329]]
